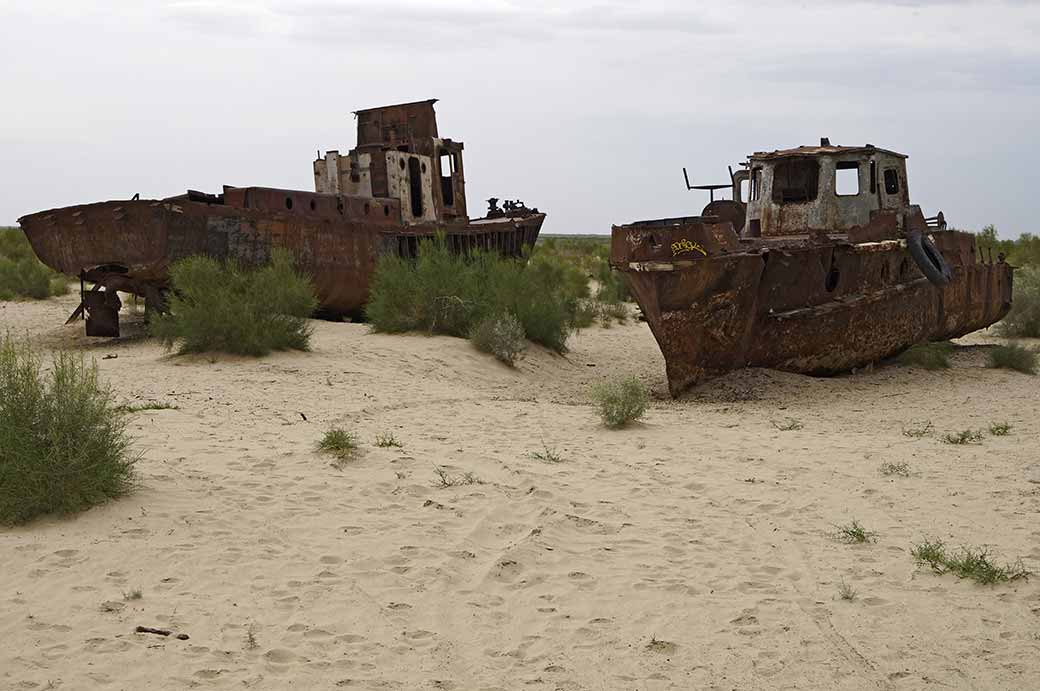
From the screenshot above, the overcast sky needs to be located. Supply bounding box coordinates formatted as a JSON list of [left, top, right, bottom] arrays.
[[2, 0, 1037, 236]]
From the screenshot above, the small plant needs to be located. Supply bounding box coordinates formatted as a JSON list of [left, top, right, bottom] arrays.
[[529, 443, 563, 463], [150, 249, 318, 356], [835, 520, 878, 544], [989, 421, 1013, 436], [115, 401, 179, 413], [0, 335, 136, 525], [374, 431, 403, 448], [911, 539, 1031, 585], [897, 341, 953, 370], [901, 420, 934, 438], [318, 427, 359, 464], [470, 312, 526, 366], [941, 429, 984, 445], [245, 624, 259, 650], [771, 417, 804, 431], [433, 467, 482, 488], [837, 578, 857, 601], [123, 589, 142, 601], [590, 376, 648, 429], [987, 343, 1037, 375], [879, 461, 911, 477]]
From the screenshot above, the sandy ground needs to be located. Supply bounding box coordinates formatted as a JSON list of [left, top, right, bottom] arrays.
[[1, 293, 1039, 690]]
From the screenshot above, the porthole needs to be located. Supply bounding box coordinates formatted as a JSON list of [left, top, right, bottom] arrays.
[[399, 159, 406, 171], [383, 205, 390, 216], [285, 197, 293, 210], [364, 202, 370, 215], [421, 162, 427, 174], [309, 199, 316, 211]]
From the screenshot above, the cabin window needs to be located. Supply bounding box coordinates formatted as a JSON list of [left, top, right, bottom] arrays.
[[738, 178, 748, 204], [440, 150, 455, 207], [869, 161, 877, 194], [883, 168, 900, 195], [750, 167, 762, 201], [771, 159, 819, 204], [835, 161, 860, 196], [407, 157, 424, 218]]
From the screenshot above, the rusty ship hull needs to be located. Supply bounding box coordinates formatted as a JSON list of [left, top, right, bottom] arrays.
[[614, 222, 1011, 396], [19, 186, 543, 318]]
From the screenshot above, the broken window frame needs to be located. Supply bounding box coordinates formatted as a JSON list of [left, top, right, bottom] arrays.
[[834, 161, 861, 197], [771, 159, 819, 204]]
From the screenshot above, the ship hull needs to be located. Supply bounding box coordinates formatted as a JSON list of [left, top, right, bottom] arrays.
[[613, 222, 1013, 396], [19, 188, 544, 317]]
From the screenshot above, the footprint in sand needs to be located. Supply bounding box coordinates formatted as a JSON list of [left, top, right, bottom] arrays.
[[263, 648, 298, 664]]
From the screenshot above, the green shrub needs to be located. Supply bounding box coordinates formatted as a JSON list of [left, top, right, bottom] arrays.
[[897, 341, 953, 370], [366, 237, 588, 354], [996, 265, 1040, 338], [912, 539, 1030, 585], [591, 376, 649, 428], [150, 249, 317, 356], [470, 312, 526, 366], [0, 335, 136, 524], [987, 342, 1037, 374], [318, 427, 359, 465], [0, 228, 69, 300]]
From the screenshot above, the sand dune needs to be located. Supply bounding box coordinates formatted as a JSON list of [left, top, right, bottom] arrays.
[[2, 293, 1039, 690]]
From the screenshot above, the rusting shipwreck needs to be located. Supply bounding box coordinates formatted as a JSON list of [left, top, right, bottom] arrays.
[[18, 99, 544, 336], [611, 141, 1013, 396]]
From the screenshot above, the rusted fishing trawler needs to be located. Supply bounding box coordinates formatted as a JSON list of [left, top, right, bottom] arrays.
[[611, 140, 1013, 396], [18, 99, 544, 336]]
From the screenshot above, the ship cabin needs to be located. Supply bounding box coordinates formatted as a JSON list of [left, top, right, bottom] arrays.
[[313, 99, 469, 225], [736, 141, 911, 238]]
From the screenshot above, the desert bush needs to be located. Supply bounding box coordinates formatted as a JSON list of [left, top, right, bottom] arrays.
[[879, 461, 911, 477], [0, 228, 69, 300], [318, 427, 359, 465], [0, 335, 136, 524], [897, 341, 953, 370], [912, 539, 1030, 585], [470, 312, 526, 366], [987, 342, 1037, 374], [989, 421, 1012, 436], [150, 249, 317, 356], [941, 429, 984, 445], [835, 520, 878, 544], [996, 265, 1040, 338], [591, 376, 648, 428], [366, 237, 588, 353]]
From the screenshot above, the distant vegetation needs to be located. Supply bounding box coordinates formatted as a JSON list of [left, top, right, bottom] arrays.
[[976, 227, 1040, 338], [987, 342, 1037, 374], [0, 227, 69, 300], [0, 335, 136, 525], [150, 249, 318, 356]]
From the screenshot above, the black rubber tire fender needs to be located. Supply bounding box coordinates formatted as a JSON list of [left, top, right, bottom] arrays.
[[906, 231, 952, 286]]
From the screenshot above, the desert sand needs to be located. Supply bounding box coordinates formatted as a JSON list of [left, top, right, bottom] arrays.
[[1, 292, 1039, 690]]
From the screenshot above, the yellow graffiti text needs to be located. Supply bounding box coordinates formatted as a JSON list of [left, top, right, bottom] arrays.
[[670, 239, 708, 257]]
